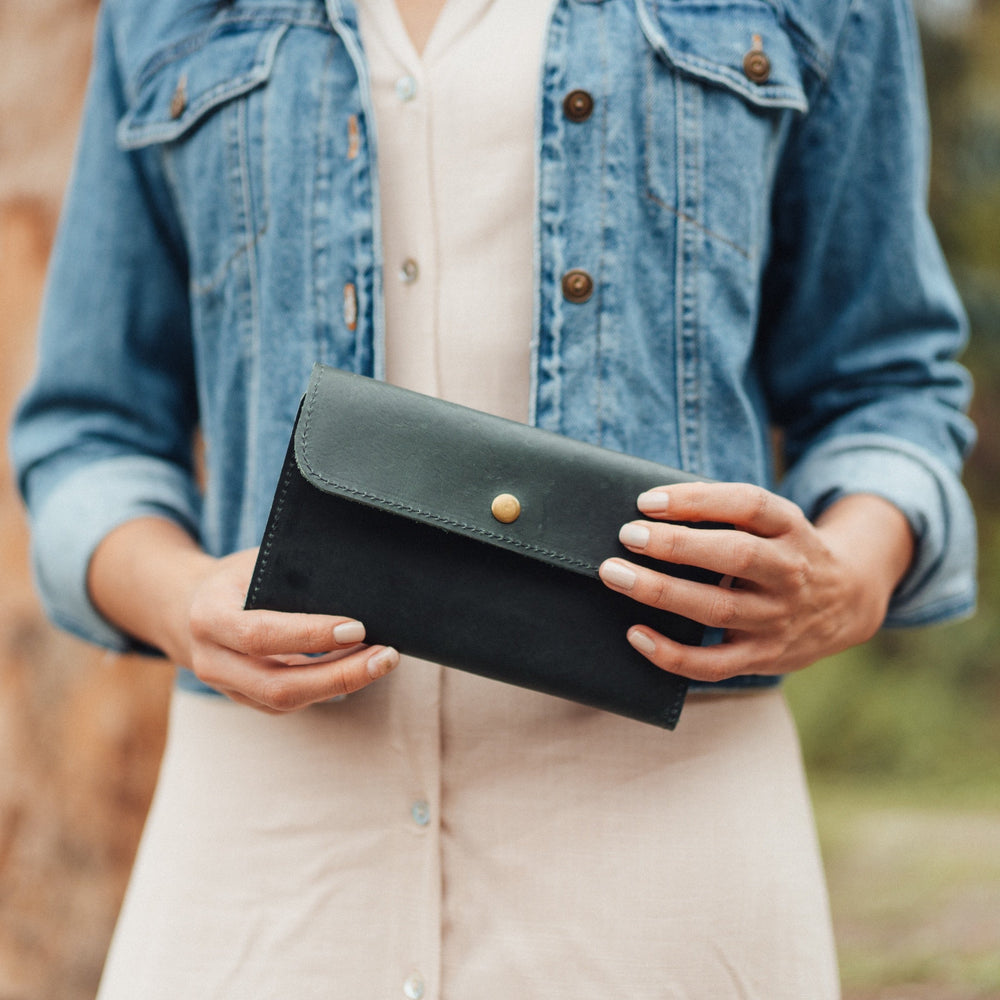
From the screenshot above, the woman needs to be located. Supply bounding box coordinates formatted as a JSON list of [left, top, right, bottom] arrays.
[[12, 0, 976, 996]]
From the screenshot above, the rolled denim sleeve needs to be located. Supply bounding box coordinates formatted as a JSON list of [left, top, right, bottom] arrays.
[[10, 6, 200, 651], [27, 457, 202, 651], [761, 0, 977, 625]]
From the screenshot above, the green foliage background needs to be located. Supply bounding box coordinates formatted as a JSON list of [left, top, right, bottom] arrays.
[[786, 1, 1000, 802]]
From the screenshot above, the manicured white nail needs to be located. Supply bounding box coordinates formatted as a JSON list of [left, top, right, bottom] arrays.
[[637, 490, 670, 513], [334, 621, 366, 645], [601, 560, 637, 591], [619, 523, 650, 549], [367, 647, 399, 680], [627, 628, 657, 656]]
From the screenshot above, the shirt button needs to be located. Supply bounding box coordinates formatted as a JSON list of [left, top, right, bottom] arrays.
[[561, 268, 594, 304], [411, 800, 431, 826], [563, 88, 594, 123], [742, 35, 771, 84], [395, 75, 418, 102], [403, 973, 426, 999], [399, 258, 419, 284]]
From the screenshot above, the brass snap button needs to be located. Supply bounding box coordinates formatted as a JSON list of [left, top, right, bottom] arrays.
[[491, 493, 521, 524], [561, 268, 594, 304], [742, 35, 771, 84], [563, 89, 594, 123], [169, 76, 187, 120]]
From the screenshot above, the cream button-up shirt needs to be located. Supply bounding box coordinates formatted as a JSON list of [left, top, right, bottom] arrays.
[[362, 0, 539, 423]]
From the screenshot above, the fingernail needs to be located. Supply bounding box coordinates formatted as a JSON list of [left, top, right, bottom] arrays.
[[367, 647, 399, 680], [637, 490, 670, 513], [334, 621, 366, 645], [627, 628, 657, 656], [619, 523, 650, 549], [600, 560, 637, 591]]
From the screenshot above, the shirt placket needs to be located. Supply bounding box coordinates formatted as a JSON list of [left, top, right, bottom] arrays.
[[390, 658, 444, 1000], [352, 7, 445, 998], [375, 53, 441, 398]]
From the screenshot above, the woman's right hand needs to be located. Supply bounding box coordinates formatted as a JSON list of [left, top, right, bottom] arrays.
[[186, 548, 399, 712], [88, 517, 400, 713]]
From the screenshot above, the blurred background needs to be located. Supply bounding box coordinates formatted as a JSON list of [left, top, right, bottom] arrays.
[[0, 1, 997, 997]]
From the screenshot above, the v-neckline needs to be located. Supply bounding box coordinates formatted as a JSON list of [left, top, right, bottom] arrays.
[[364, 0, 496, 66]]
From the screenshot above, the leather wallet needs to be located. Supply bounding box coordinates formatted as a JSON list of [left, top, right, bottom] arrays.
[[245, 364, 721, 729]]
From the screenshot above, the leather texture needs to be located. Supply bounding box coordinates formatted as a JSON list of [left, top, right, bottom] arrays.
[[246, 365, 722, 729]]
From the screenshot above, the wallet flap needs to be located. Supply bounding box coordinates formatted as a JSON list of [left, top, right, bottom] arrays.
[[294, 365, 708, 579]]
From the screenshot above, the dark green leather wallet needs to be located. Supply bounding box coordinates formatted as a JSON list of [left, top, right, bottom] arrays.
[[245, 364, 719, 729]]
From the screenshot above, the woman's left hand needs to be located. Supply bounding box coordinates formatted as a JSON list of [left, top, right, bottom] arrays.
[[598, 482, 914, 683]]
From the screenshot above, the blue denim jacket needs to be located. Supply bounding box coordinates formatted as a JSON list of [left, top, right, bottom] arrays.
[[11, 0, 977, 689]]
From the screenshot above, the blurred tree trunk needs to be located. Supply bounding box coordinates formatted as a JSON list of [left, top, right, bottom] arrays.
[[0, 4, 173, 998]]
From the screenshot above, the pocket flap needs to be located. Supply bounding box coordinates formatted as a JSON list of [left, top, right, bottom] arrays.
[[293, 365, 711, 581], [118, 22, 288, 149], [639, 1, 808, 112]]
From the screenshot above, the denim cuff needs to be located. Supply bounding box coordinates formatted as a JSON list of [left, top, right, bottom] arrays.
[[29, 455, 202, 651], [780, 434, 977, 627]]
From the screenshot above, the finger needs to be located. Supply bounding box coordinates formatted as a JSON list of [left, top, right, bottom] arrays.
[[213, 682, 346, 715], [194, 643, 399, 712], [271, 646, 363, 667], [599, 557, 770, 633], [618, 521, 782, 588], [625, 626, 780, 683], [212, 685, 284, 715], [254, 645, 400, 712], [195, 606, 368, 659], [636, 481, 806, 539]]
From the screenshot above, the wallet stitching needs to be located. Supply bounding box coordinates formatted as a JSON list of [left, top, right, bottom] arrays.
[[299, 377, 597, 575], [246, 450, 295, 607], [664, 688, 684, 728], [309, 473, 597, 573]]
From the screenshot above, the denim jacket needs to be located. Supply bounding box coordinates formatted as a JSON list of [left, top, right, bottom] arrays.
[[11, 0, 977, 684]]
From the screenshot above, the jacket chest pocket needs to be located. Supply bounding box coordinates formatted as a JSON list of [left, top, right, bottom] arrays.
[[638, 0, 808, 261], [117, 21, 288, 294]]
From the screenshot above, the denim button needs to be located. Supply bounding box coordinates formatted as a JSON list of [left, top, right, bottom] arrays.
[[403, 973, 425, 999], [742, 36, 771, 84], [411, 800, 431, 826], [169, 76, 187, 119], [342, 282, 358, 331], [563, 89, 594, 122], [562, 269, 593, 303], [346, 114, 360, 160]]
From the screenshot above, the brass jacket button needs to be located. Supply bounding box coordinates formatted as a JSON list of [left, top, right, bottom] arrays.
[[491, 493, 521, 524], [742, 36, 771, 84], [562, 268, 594, 304], [563, 89, 594, 123]]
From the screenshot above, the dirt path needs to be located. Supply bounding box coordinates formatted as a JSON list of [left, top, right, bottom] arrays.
[[813, 789, 1000, 1000]]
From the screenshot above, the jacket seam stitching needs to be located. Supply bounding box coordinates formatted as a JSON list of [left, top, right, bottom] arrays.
[[132, 12, 325, 92]]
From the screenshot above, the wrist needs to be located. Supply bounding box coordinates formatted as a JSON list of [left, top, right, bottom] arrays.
[[88, 516, 216, 665], [157, 545, 219, 667], [815, 493, 915, 635]]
